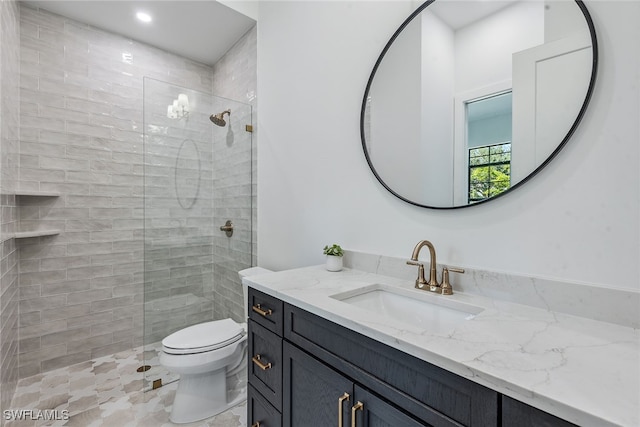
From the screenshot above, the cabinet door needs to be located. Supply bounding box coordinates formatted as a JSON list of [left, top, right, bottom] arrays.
[[283, 342, 353, 427], [352, 386, 431, 427]]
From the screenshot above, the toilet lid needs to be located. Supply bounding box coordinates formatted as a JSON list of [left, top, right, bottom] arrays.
[[162, 319, 244, 355]]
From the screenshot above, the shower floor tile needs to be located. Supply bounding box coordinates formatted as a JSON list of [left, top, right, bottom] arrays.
[[7, 347, 246, 427]]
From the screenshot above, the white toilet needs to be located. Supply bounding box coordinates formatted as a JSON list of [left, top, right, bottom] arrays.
[[159, 266, 272, 424]]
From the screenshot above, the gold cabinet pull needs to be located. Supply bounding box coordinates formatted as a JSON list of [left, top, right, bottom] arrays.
[[251, 354, 272, 371], [351, 401, 363, 427], [252, 303, 272, 317], [251, 423, 260, 427], [338, 392, 350, 427]]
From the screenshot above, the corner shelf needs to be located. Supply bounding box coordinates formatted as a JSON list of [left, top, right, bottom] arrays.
[[14, 230, 61, 239]]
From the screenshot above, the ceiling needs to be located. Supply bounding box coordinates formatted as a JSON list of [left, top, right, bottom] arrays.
[[429, 0, 519, 30], [21, 1, 256, 66]]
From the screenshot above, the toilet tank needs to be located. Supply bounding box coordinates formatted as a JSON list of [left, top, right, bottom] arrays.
[[238, 267, 272, 320]]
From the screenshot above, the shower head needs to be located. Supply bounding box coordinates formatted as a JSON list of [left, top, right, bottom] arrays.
[[210, 109, 231, 127]]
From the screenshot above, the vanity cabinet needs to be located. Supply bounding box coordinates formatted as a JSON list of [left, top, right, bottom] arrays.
[[283, 302, 497, 427], [284, 342, 426, 426], [247, 287, 576, 427]]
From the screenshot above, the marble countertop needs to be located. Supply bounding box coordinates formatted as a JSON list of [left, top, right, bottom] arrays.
[[243, 265, 640, 427]]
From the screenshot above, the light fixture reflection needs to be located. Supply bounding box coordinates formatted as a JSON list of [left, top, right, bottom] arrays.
[[167, 94, 190, 120], [136, 12, 152, 23]]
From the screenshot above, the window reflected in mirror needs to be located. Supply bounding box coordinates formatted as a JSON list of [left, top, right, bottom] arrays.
[[466, 92, 512, 203]]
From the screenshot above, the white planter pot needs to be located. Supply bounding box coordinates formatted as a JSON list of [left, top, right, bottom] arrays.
[[325, 255, 343, 272]]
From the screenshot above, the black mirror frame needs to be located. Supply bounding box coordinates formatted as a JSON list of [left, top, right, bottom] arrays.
[[360, 0, 598, 209]]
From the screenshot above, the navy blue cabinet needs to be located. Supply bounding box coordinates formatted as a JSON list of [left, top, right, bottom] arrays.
[[283, 342, 427, 427], [247, 287, 577, 427], [284, 303, 498, 426]]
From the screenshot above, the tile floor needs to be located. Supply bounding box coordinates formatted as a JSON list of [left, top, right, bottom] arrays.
[[6, 347, 246, 427]]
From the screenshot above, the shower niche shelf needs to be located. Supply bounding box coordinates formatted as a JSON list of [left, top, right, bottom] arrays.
[[14, 191, 61, 240], [14, 191, 60, 197], [14, 230, 61, 239]]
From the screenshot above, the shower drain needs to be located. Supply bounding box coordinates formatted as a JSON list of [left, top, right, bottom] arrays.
[[136, 365, 151, 372]]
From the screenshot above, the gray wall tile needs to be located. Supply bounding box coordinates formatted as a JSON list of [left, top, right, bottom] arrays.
[[211, 26, 258, 323], [12, 4, 257, 381]]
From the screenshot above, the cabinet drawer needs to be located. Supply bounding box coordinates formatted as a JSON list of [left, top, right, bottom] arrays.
[[248, 319, 283, 410], [502, 396, 576, 427], [284, 303, 498, 427], [248, 384, 282, 427], [248, 287, 283, 335]]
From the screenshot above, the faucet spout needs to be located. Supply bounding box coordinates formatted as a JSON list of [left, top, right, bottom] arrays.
[[407, 239, 463, 295], [409, 240, 438, 290]]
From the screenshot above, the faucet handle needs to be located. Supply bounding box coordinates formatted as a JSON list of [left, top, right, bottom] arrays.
[[441, 266, 465, 295], [406, 260, 428, 289]]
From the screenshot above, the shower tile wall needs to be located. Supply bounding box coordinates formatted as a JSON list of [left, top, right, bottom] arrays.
[[16, 6, 216, 378], [0, 0, 20, 416], [211, 27, 257, 322]]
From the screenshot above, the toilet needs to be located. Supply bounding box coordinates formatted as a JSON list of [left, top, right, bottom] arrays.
[[159, 266, 272, 424]]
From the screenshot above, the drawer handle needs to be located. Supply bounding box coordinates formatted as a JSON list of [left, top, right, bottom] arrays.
[[252, 303, 273, 317], [338, 392, 350, 427], [251, 423, 260, 427], [252, 354, 272, 371], [351, 401, 363, 427]]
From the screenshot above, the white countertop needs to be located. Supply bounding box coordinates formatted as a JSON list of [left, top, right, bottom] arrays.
[[244, 265, 640, 427]]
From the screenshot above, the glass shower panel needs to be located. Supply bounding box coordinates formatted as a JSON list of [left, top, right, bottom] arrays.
[[142, 78, 253, 389]]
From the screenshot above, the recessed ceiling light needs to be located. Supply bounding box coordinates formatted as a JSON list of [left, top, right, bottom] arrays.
[[136, 11, 152, 23]]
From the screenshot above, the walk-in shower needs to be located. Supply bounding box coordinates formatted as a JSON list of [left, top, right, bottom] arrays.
[[142, 78, 253, 390]]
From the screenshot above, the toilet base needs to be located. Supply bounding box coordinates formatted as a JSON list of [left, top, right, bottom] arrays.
[[169, 368, 245, 424]]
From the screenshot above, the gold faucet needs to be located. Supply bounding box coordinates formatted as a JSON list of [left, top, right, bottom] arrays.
[[406, 240, 439, 292], [406, 240, 464, 295]]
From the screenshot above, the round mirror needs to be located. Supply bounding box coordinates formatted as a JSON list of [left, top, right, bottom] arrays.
[[361, 0, 597, 209]]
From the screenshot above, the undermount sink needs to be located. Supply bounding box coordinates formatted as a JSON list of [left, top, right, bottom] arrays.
[[331, 284, 483, 329]]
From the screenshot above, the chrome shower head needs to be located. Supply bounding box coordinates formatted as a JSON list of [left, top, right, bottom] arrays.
[[210, 109, 231, 127]]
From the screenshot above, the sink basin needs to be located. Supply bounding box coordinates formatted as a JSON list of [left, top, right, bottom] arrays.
[[331, 284, 483, 329]]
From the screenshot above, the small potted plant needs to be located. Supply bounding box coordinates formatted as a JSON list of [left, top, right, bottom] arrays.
[[323, 244, 344, 272]]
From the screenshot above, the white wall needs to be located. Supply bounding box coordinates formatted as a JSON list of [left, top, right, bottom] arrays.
[[545, 0, 588, 42], [420, 10, 455, 206], [454, 1, 543, 95], [257, 1, 640, 292], [368, 2, 422, 202]]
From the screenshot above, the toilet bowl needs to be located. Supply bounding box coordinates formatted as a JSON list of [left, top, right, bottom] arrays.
[[159, 266, 272, 424]]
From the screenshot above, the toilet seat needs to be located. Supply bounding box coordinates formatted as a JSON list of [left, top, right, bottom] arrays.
[[162, 319, 244, 355]]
